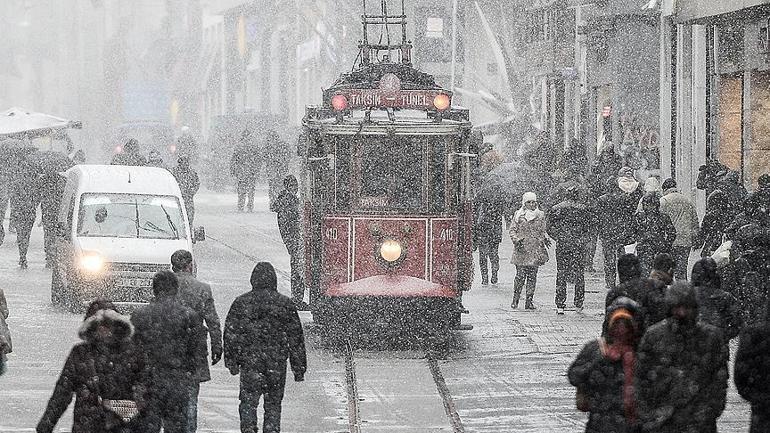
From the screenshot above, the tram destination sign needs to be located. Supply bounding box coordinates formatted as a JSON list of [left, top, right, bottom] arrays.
[[336, 89, 451, 110]]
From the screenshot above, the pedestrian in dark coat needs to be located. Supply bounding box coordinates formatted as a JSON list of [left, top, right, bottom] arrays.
[[38, 170, 70, 267], [171, 156, 201, 226], [731, 233, 770, 327], [171, 250, 222, 433], [692, 257, 743, 343], [635, 282, 729, 433], [131, 271, 201, 433], [605, 253, 671, 332], [0, 288, 11, 376], [37, 301, 152, 433], [111, 139, 147, 167], [271, 175, 308, 310], [547, 187, 590, 313], [224, 262, 307, 433], [633, 193, 676, 277], [700, 190, 731, 256], [509, 192, 549, 310], [10, 158, 40, 269], [230, 130, 261, 213], [569, 297, 643, 433], [598, 168, 643, 290], [734, 295, 770, 433], [474, 193, 506, 285]]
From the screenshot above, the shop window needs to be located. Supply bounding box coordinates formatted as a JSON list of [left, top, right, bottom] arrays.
[[750, 71, 770, 188], [717, 74, 743, 173]]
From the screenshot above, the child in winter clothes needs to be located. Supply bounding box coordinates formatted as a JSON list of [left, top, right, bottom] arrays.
[[510, 192, 550, 309]]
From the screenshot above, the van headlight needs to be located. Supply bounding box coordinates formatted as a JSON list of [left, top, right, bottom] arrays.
[[79, 253, 105, 274]]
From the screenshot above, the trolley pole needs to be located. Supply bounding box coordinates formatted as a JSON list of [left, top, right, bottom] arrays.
[[450, 0, 459, 91]]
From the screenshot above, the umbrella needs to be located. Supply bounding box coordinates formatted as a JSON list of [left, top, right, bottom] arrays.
[[26, 150, 74, 176], [0, 107, 82, 140]]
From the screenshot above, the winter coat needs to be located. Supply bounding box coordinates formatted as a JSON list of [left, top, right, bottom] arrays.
[[10, 162, 40, 220], [170, 167, 200, 206], [110, 152, 147, 167], [546, 199, 591, 247], [700, 191, 731, 255], [509, 211, 548, 266], [635, 318, 728, 433], [474, 196, 506, 246], [272, 190, 302, 249], [695, 283, 744, 342], [732, 241, 770, 326], [569, 298, 642, 433], [37, 172, 69, 227], [229, 143, 261, 182], [0, 288, 10, 354], [660, 189, 700, 248], [735, 322, 770, 433], [37, 310, 151, 433], [223, 287, 307, 379], [598, 185, 644, 245], [175, 271, 222, 383], [633, 211, 676, 258], [130, 296, 201, 382]]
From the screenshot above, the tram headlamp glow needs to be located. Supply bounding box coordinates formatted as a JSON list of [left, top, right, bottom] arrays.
[[379, 240, 403, 263], [433, 93, 451, 111], [79, 253, 105, 273], [331, 94, 349, 111]]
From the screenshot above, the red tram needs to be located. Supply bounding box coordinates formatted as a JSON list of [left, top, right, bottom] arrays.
[[300, 2, 478, 331]]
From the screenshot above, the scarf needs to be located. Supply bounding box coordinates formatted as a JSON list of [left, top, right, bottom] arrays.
[[599, 337, 637, 424], [514, 208, 544, 222], [618, 177, 640, 194]]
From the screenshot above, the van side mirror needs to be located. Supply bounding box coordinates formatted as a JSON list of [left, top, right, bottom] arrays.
[[193, 226, 206, 243]]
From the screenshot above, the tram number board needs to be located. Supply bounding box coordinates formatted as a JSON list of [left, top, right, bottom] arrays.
[[341, 89, 448, 110]]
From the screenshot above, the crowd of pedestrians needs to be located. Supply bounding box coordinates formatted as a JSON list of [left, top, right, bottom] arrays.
[[34, 251, 307, 433]]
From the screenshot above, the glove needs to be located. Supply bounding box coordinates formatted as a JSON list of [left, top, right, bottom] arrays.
[[294, 372, 305, 382], [211, 347, 223, 366], [228, 365, 240, 376]]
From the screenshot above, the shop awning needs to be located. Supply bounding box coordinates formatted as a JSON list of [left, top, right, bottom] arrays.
[[0, 107, 82, 139]]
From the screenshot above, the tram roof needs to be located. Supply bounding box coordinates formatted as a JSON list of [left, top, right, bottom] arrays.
[[303, 108, 472, 136]]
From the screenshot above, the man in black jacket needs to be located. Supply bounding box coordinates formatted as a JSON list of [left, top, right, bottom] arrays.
[[224, 262, 307, 433], [735, 294, 770, 433], [271, 175, 308, 309], [474, 193, 506, 285], [547, 187, 590, 313], [635, 282, 728, 433], [131, 271, 201, 433], [172, 250, 222, 433]]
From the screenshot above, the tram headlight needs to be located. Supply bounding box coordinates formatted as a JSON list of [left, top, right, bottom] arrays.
[[331, 94, 349, 111], [379, 240, 403, 263], [433, 93, 451, 111]]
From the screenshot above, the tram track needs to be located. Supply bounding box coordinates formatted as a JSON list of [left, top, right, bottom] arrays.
[[342, 338, 465, 433]]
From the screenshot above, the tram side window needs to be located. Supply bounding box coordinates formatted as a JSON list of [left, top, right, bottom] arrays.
[[358, 137, 425, 212], [334, 139, 352, 211]]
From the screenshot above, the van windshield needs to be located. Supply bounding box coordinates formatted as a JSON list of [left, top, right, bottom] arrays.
[[77, 193, 187, 240]]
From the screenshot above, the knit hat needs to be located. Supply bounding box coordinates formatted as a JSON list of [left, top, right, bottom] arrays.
[[661, 178, 677, 191], [251, 262, 278, 291], [522, 192, 537, 204]]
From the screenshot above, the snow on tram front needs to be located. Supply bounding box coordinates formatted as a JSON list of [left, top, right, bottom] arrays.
[[300, 1, 477, 332]]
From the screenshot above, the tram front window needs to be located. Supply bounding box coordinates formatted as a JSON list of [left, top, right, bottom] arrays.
[[358, 137, 424, 211]]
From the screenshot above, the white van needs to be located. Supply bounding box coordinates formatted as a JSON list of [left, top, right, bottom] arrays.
[[51, 165, 205, 310]]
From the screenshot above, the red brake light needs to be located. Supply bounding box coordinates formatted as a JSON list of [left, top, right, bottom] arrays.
[[433, 94, 451, 111], [168, 145, 177, 154], [331, 94, 349, 111], [114, 146, 123, 154]]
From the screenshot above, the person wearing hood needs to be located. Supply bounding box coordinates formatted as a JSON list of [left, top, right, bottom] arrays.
[[569, 297, 643, 433], [734, 285, 770, 433], [635, 282, 728, 433], [131, 271, 202, 433], [111, 139, 147, 167], [547, 186, 590, 314], [692, 257, 743, 343], [659, 179, 700, 280], [37, 299, 152, 433], [633, 193, 676, 277], [509, 192, 550, 310], [597, 167, 643, 290], [224, 262, 307, 433]]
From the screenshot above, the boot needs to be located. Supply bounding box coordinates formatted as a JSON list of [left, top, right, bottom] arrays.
[[525, 294, 536, 310], [490, 271, 498, 285], [511, 289, 521, 309], [19, 257, 27, 269], [480, 268, 489, 286]]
